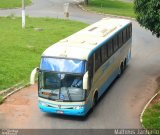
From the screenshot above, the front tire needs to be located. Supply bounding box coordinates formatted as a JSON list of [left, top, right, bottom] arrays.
[[93, 92, 98, 108]]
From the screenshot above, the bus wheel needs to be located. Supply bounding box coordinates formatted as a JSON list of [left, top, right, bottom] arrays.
[[93, 92, 98, 108], [124, 58, 127, 70], [118, 62, 124, 77]]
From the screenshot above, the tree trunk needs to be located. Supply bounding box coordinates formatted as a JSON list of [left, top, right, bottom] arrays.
[[84, 0, 89, 5]]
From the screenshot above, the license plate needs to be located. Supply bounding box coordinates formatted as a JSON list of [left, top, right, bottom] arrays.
[[56, 110, 64, 114]]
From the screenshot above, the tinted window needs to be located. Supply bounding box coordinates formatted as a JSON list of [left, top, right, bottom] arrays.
[[87, 55, 94, 90], [126, 24, 132, 41], [126, 26, 130, 40], [113, 35, 118, 52], [94, 49, 102, 72], [101, 43, 108, 63], [118, 32, 123, 47], [123, 29, 127, 43], [88, 55, 94, 78], [129, 24, 132, 37], [107, 40, 113, 57]]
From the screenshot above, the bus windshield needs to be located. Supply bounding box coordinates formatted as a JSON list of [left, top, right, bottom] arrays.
[[38, 71, 86, 102], [40, 57, 85, 74], [39, 57, 86, 102]]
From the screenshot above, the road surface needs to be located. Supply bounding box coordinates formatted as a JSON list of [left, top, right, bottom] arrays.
[[0, 0, 160, 129]]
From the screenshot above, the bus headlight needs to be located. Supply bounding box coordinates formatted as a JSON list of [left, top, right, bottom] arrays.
[[73, 106, 83, 110], [39, 101, 47, 106]]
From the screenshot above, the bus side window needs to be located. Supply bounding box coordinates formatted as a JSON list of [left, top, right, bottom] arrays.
[[94, 48, 102, 72], [88, 55, 93, 77], [113, 35, 118, 52], [116, 35, 119, 49], [88, 55, 94, 90], [107, 40, 113, 57], [123, 28, 127, 44], [130, 24, 132, 37], [126, 28, 128, 42], [127, 24, 132, 40], [101, 43, 108, 64], [126, 26, 129, 40], [118, 32, 123, 47]]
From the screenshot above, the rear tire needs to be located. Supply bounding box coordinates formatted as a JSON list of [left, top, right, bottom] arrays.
[[124, 58, 127, 70], [118, 62, 124, 77]]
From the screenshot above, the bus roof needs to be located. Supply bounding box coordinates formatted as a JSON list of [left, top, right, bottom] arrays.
[[42, 18, 131, 60]]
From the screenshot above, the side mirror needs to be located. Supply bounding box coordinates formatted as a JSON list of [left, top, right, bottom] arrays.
[[30, 67, 39, 85], [37, 67, 39, 72], [83, 71, 88, 90]]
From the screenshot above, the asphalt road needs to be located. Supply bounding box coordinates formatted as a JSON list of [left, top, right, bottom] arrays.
[[0, 0, 160, 129]]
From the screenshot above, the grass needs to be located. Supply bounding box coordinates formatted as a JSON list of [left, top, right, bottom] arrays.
[[0, 0, 32, 9], [142, 94, 160, 130], [85, 0, 135, 18], [0, 16, 88, 90]]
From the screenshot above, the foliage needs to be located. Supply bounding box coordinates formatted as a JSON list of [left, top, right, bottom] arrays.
[[84, 0, 89, 5], [134, 0, 160, 37]]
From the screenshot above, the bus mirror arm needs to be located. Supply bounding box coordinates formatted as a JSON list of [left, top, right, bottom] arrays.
[[30, 67, 39, 85], [83, 71, 88, 90], [37, 67, 39, 72]]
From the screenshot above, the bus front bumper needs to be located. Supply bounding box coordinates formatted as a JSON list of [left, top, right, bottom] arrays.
[[38, 102, 87, 116]]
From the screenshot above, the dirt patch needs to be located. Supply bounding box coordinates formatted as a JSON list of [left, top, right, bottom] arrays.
[[0, 84, 37, 128], [7, 98, 30, 105]]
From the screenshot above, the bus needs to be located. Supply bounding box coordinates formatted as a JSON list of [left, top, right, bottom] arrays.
[[37, 18, 132, 116]]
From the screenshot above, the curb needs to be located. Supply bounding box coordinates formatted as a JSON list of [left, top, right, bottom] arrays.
[[3, 83, 30, 100], [77, 3, 136, 21], [140, 91, 160, 128], [0, 82, 23, 95], [0, 83, 30, 101]]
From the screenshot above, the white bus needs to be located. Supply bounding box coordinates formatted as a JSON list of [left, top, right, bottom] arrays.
[[38, 18, 132, 116]]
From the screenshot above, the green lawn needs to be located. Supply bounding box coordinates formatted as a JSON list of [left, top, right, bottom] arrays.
[[0, 17, 87, 90], [85, 0, 135, 18], [142, 94, 160, 130], [0, 0, 32, 9]]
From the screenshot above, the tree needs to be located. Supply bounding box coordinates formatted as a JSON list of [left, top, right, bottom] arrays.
[[134, 0, 160, 37], [84, 0, 89, 5]]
